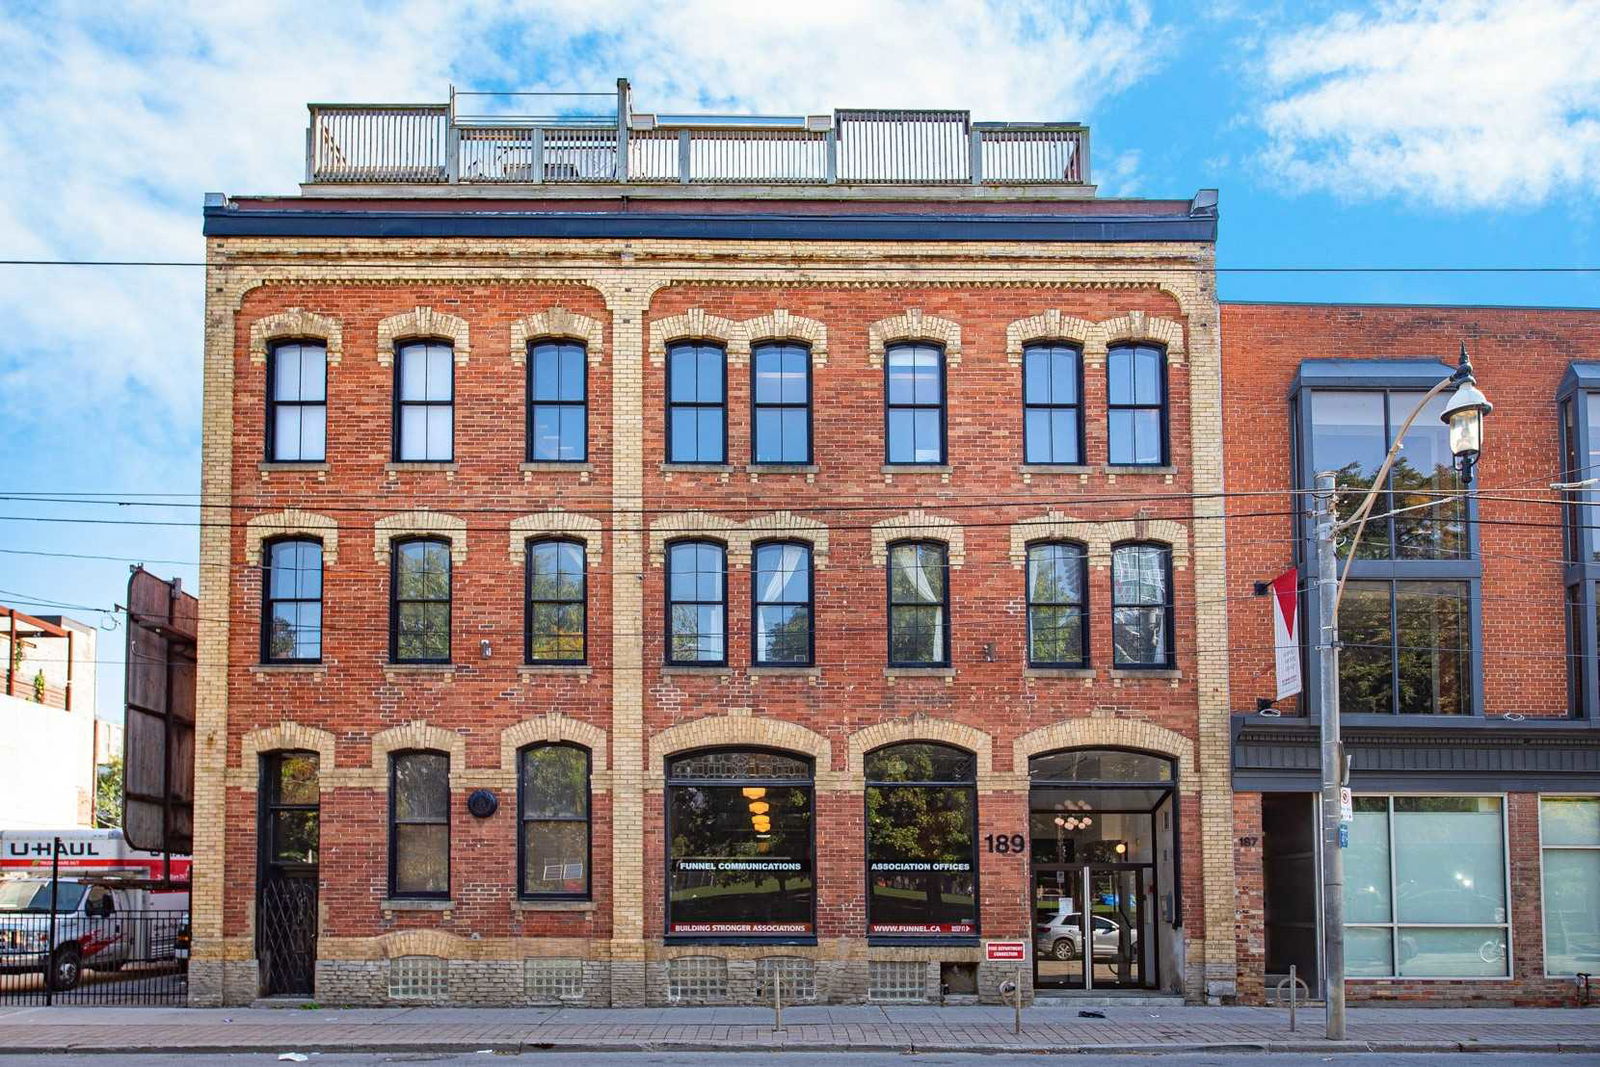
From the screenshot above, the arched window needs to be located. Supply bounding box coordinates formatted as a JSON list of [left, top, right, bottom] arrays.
[[394, 340, 454, 461], [390, 750, 450, 898], [888, 541, 949, 667], [885, 343, 946, 465], [267, 340, 327, 462], [1106, 343, 1167, 466], [665, 749, 815, 937], [667, 341, 726, 463], [752, 541, 813, 666], [518, 743, 591, 898], [1111, 543, 1173, 668], [1026, 541, 1087, 668], [667, 540, 726, 665], [865, 743, 978, 937], [527, 340, 587, 462], [262, 538, 323, 664], [526, 538, 586, 664], [1023, 343, 1083, 465], [391, 537, 451, 664], [751, 342, 812, 464]]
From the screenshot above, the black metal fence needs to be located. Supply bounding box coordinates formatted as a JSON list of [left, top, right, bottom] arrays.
[[0, 909, 189, 1005]]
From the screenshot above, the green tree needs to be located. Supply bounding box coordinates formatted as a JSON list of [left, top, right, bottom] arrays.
[[94, 757, 123, 829]]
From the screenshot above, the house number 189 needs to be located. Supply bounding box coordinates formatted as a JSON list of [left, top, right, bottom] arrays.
[[984, 833, 1026, 854]]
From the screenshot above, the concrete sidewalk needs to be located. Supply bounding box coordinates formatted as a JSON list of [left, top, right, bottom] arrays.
[[0, 1003, 1596, 1056]]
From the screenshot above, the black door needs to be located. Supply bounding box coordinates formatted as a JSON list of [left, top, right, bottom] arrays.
[[257, 752, 321, 996]]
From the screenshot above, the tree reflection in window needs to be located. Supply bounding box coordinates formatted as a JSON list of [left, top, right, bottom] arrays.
[[864, 743, 977, 936]]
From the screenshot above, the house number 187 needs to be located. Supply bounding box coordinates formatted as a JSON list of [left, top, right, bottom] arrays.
[[984, 833, 1026, 854]]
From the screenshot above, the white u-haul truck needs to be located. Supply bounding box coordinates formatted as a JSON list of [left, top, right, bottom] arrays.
[[0, 830, 190, 990]]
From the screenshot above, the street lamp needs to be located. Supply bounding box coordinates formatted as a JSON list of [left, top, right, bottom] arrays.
[[1312, 344, 1490, 1040]]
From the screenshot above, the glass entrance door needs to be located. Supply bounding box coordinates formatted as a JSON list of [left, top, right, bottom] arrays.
[[1033, 865, 1151, 989]]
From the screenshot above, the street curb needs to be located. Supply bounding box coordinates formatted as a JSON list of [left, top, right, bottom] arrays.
[[20, 1039, 1600, 1056]]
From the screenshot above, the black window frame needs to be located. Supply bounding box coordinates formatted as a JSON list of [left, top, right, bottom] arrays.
[[884, 342, 948, 466], [392, 339, 455, 463], [1293, 361, 1486, 722], [265, 338, 328, 463], [517, 742, 592, 900], [665, 538, 729, 666], [1337, 578, 1473, 717], [1021, 342, 1085, 466], [665, 340, 728, 465], [750, 539, 814, 667], [1559, 365, 1600, 721], [750, 341, 813, 466], [526, 339, 589, 463], [388, 749, 451, 900], [1106, 342, 1169, 467], [261, 536, 324, 665], [1109, 541, 1175, 670], [525, 537, 588, 666], [1025, 539, 1089, 668], [864, 741, 980, 942], [664, 746, 817, 943], [390, 536, 453, 665], [258, 750, 321, 871], [887, 539, 951, 668]]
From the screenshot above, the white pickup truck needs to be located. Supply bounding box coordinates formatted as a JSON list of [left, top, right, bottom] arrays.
[[0, 830, 190, 991]]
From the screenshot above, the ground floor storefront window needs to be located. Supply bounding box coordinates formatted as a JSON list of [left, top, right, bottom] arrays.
[[1345, 795, 1508, 978], [865, 743, 978, 937], [666, 749, 814, 937], [1541, 796, 1600, 976]]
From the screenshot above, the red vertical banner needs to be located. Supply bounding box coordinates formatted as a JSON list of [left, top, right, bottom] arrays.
[[1271, 568, 1302, 700]]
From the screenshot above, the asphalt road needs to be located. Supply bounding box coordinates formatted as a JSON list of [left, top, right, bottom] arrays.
[[0, 1055, 1594, 1066]]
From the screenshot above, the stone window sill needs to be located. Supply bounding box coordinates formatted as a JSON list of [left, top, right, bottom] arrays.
[[381, 898, 453, 912], [885, 667, 956, 679], [1023, 667, 1095, 679], [662, 664, 731, 676], [658, 462, 733, 473], [1018, 464, 1095, 476], [518, 664, 593, 676], [513, 899, 596, 913], [249, 663, 325, 676], [521, 461, 592, 474], [385, 461, 459, 472], [1110, 668, 1182, 681], [1102, 464, 1178, 476], [745, 464, 819, 475], [748, 666, 821, 679], [258, 461, 331, 474], [384, 664, 457, 680], [881, 464, 951, 474]]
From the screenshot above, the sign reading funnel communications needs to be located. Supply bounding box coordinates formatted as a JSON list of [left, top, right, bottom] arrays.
[[123, 567, 197, 862]]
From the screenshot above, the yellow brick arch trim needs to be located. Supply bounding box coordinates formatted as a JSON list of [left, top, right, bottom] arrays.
[[376, 306, 471, 366], [509, 306, 605, 366], [1003, 310, 1098, 365], [499, 714, 609, 782], [745, 511, 830, 569], [1096, 519, 1191, 570], [647, 716, 832, 777], [370, 720, 468, 772], [245, 508, 339, 566], [648, 511, 750, 567], [374, 511, 468, 566], [508, 512, 603, 564], [1098, 310, 1186, 366], [740, 309, 828, 367], [1007, 511, 1091, 568], [376, 929, 466, 959], [1013, 718, 1196, 792], [236, 722, 338, 786], [649, 307, 749, 366], [1004, 309, 1186, 368], [845, 717, 994, 781], [870, 510, 965, 568], [867, 308, 961, 368], [248, 307, 343, 366]]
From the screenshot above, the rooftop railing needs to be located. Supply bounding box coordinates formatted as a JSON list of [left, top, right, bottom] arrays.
[[306, 80, 1088, 188]]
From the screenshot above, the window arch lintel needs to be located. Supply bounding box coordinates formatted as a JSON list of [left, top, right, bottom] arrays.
[[374, 512, 467, 566], [868, 309, 961, 369], [510, 307, 605, 366], [249, 308, 343, 366], [508, 512, 601, 565], [247, 509, 338, 567], [377, 307, 470, 366]]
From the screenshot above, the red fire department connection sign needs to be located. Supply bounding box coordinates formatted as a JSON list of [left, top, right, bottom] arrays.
[[984, 941, 1028, 962]]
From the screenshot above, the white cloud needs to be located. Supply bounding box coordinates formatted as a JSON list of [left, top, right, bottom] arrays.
[[1253, 0, 1600, 207], [0, 0, 1163, 444]]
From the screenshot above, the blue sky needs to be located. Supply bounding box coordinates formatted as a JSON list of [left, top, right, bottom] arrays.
[[0, 0, 1597, 718]]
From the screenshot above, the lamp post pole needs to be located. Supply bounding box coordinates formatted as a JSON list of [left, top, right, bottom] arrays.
[[1313, 470, 1347, 1040]]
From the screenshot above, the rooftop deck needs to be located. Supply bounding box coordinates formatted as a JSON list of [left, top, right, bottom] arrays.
[[306, 79, 1089, 192]]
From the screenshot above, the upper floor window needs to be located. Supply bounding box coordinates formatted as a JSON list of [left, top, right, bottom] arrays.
[[267, 341, 327, 462], [391, 538, 451, 664], [667, 341, 726, 464], [667, 540, 726, 665], [751, 343, 811, 464], [528, 341, 587, 462], [263, 538, 323, 664], [888, 541, 949, 667], [1310, 389, 1464, 559], [395, 341, 453, 462], [885, 343, 945, 465], [518, 743, 591, 898], [1023, 343, 1083, 465], [526, 539, 586, 664], [1559, 372, 1600, 720], [1111, 542, 1173, 668], [1026, 541, 1087, 668], [1339, 580, 1469, 716], [752, 541, 813, 666], [1107, 343, 1167, 466], [390, 750, 450, 898]]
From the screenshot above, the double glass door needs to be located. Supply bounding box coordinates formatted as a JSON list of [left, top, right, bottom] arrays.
[[1033, 864, 1151, 989]]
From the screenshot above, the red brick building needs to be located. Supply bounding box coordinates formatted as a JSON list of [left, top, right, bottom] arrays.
[[1224, 302, 1600, 1005]]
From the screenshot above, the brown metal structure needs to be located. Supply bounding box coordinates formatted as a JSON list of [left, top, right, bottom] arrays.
[[122, 568, 197, 860]]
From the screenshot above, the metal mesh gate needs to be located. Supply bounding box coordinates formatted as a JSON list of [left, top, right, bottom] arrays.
[[257, 877, 318, 996]]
